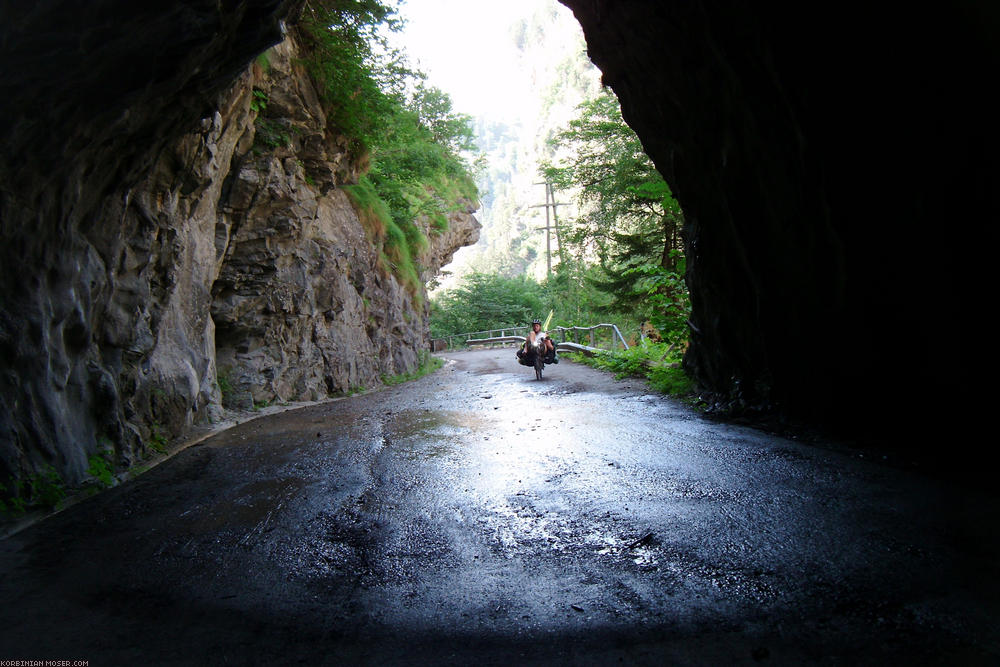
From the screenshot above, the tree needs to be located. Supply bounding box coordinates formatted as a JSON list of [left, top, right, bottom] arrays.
[[408, 83, 476, 154], [430, 273, 545, 338], [298, 0, 409, 154], [541, 89, 688, 342]]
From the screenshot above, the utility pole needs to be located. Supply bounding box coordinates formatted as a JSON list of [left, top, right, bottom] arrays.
[[531, 182, 567, 279]]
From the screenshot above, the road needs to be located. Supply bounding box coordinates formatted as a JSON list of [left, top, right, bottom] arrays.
[[1, 348, 998, 665]]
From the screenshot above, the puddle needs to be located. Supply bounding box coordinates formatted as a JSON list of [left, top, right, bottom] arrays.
[[184, 477, 305, 535], [383, 410, 486, 461]]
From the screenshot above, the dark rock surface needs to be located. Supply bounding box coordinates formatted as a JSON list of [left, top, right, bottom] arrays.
[[1, 0, 302, 494], [208, 37, 480, 408], [0, 4, 478, 501], [560, 1, 999, 450]]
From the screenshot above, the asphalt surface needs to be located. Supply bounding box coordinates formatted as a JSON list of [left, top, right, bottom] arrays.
[[1, 348, 998, 665]]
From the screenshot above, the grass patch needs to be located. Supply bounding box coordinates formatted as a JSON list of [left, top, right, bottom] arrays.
[[382, 351, 443, 386], [1, 462, 69, 516], [30, 465, 66, 509], [217, 372, 233, 404], [255, 50, 271, 72], [344, 176, 425, 300], [344, 176, 392, 241], [567, 341, 694, 399], [86, 446, 115, 490], [430, 211, 448, 233], [148, 423, 168, 454], [647, 364, 694, 396]]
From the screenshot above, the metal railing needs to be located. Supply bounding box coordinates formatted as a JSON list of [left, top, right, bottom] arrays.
[[436, 322, 629, 355], [434, 326, 532, 351], [551, 324, 629, 351]]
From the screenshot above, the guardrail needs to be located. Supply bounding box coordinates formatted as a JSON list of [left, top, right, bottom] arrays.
[[551, 324, 629, 351], [440, 322, 629, 355], [434, 326, 532, 351]]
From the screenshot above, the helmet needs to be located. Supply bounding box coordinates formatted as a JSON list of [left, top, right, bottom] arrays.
[[532, 319, 541, 325]]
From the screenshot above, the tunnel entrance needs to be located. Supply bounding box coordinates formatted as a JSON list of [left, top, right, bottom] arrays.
[[556, 1, 998, 454], [404, 0, 999, 457], [1, 0, 995, 517]]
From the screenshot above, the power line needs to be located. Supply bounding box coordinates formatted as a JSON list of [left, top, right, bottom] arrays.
[[530, 182, 568, 278]]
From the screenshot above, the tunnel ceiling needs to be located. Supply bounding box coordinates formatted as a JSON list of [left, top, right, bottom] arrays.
[[560, 1, 999, 447], [0, 0, 301, 208]]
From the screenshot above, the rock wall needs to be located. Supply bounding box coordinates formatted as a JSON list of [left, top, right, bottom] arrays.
[[0, 9, 478, 498], [560, 1, 998, 446], [210, 39, 479, 409]]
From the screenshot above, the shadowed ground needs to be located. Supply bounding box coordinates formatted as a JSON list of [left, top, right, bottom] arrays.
[[1, 349, 997, 664]]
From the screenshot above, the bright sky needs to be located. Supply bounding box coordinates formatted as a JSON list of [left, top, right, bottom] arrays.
[[391, 0, 540, 119]]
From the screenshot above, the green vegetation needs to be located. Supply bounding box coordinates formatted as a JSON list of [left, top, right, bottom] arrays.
[[430, 273, 546, 338], [434, 90, 688, 341], [149, 423, 168, 454], [2, 441, 117, 516], [217, 370, 234, 403], [382, 351, 444, 385], [30, 465, 66, 509], [429, 269, 621, 339], [540, 88, 689, 347], [366, 81, 478, 234], [343, 175, 425, 296], [85, 438, 116, 491], [86, 455, 114, 490], [1, 462, 71, 516], [298, 0, 407, 155], [297, 0, 478, 296], [250, 88, 292, 151], [432, 87, 693, 396], [566, 342, 694, 398], [255, 118, 292, 150], [255, 49, 272, 72], [250, 88, 268, 113], [0, 480, 26, 517]]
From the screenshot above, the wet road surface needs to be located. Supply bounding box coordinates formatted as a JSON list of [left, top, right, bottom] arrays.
[[1, 348, 998, 664]]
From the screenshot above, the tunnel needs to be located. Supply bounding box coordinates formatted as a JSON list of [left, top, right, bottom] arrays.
[[558, 1, 999, 455], [1, 1, 997, 489], [2, 2, 999, 662]]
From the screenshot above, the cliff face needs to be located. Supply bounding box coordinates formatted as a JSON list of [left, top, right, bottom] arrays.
[[209, 39, 479, 410], [0, 19, 478, 497]]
